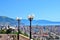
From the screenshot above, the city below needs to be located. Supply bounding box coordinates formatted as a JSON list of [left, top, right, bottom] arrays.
[[0, 16, 60, 40]]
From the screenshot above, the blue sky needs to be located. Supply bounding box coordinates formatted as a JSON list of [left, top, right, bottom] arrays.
[[0, 0, 60, 21]]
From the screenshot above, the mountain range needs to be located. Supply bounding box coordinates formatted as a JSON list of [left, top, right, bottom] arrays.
[[0, 16, 60, 26]]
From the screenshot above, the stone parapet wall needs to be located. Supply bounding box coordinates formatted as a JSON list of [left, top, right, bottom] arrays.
[[0, 34, 29, 40]]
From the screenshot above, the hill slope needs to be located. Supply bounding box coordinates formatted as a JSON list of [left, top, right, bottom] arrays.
[[0, 16, 60, 26]]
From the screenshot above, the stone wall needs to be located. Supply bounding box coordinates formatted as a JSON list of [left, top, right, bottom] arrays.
[[0, 34, 29, 40]]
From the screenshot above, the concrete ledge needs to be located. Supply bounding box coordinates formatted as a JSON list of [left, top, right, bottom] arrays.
[[0, 34, 30, 40], [20, 34, 29, 39], [20, 34, 30, 40]]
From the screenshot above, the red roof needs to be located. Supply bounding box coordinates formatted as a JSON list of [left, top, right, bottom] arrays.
[[43, 33, 48, 36]]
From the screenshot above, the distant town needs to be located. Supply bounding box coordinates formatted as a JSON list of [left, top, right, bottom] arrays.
[[0, 23, 60, 40], [0, 16, 60, 40]]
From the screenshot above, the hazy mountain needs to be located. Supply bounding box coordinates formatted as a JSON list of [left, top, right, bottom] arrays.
[[0, 16, 60, 26], [0, 16, 17, 26]]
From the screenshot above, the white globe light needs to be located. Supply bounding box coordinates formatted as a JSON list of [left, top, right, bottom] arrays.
[[16, 17, 22, 20], [28, 14, 35, 19]]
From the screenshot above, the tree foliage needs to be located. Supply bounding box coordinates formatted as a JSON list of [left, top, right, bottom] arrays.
[[0, 30, 6, 34], [6, 28, 12, 34]]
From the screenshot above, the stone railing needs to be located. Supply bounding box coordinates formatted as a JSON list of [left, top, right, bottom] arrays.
[[0, 34, 30, 40], [20, 34, 30, 40]]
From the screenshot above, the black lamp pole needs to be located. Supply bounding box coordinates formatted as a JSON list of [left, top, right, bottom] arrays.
[[18, 19, 20, 40], [28, 15, 34, 40], [17, 17, 20, 40], [29, 18, 32, 39]]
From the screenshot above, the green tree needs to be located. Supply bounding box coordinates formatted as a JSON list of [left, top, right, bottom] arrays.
[[23, 32, 28, 37], [0, 30, 6, 34], [6, 28, 12, 34], [19, 30, 22, 34]]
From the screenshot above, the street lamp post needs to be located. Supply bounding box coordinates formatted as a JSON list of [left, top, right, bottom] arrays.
[[16, 17, 22, 40], [28, 14, 34, 40]]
